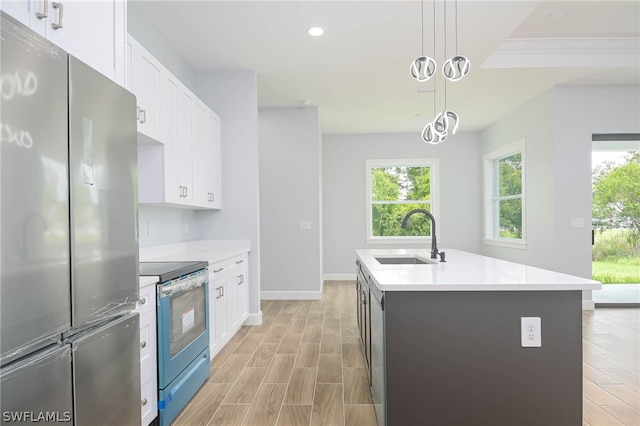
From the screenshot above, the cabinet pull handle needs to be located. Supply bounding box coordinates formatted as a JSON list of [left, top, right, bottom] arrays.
[[237, 275, 244, 285], [213, 267, 224, 273], [140, 109, 146, 124], [216, 287, 221, 299], [141, 398, 148, 406], [138, 297, 146, 305], [51, 2, 63, 30], [235, 259, 244, 264], [184, 186, 188, 197], [221, 286, 224, 297], [36, 0, 48, 19], [140, 341, 147, 349], [136, 106, 141, 121]]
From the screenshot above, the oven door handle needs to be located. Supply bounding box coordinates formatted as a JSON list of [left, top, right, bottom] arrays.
[[160, 273, 207, 296]]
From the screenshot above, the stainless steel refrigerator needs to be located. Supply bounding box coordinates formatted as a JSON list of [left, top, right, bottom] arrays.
[[1, 12, 141, 425]]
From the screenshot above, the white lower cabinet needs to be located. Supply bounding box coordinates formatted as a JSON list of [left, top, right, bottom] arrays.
[[208, 253, 249, 359], [231, 256, 249, 324], [135, 280, 157, 426]]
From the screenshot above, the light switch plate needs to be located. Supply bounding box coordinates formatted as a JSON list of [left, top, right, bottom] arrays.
[[571, 218, 585, 228]]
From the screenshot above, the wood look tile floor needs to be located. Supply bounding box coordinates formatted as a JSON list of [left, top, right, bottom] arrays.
[[173, 282, 640, 426]]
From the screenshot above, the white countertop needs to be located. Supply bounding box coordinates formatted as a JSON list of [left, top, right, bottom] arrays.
[[138, 240, 251, 285], [356, 249, 602, 292], [140, 239, 250, 264]]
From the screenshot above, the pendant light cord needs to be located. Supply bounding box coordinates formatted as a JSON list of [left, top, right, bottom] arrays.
[[421, 0, 424, 56], [432, 0, 436, 117], [455, 0, 459, 55], [443, 0, 447, 110]]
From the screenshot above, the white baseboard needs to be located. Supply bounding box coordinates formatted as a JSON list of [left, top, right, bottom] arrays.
[[244, 311, 262, 326], [323, 274, 356, 281], [582, 300, 595, 310], [261, 291, 322, 300]]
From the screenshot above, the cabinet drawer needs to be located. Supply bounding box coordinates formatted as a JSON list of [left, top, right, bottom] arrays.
[[136, 284, 155, 314], [139, 310, 156, 364], [210, 262, 228, 278], [140, 365, 158, 426]]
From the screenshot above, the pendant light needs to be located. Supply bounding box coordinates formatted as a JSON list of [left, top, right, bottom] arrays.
[[413, 0, 468, 145], [442, 0, 470, 82], [409, 0, 436, 82]]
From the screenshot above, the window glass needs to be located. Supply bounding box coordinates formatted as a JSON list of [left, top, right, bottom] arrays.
[[483, 140, 526, 247], [367, 162, 437, 241]]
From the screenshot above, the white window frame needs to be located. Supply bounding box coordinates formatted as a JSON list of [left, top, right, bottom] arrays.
[[483, 139, 526, 249], [365, 158, 440, 245]]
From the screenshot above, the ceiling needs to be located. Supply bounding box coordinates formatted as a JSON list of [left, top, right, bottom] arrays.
[[132, 0, 640, 135]]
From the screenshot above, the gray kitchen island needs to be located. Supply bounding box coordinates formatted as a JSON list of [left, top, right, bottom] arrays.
[[355, 249, 601, 426]]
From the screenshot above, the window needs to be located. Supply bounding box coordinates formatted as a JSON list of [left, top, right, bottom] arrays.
[[483, 140, 526, 248], [365, 159, 439, 244]]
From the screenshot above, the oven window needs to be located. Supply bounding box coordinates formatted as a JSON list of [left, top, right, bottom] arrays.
[[169, 284, 206, 357]]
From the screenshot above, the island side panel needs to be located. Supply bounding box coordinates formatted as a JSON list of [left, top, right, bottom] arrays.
[[384, 290, 582, 426]]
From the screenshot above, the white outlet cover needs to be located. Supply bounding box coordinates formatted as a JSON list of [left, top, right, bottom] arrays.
[[299, 221, 312, 230], [521, 317, 541, 348]]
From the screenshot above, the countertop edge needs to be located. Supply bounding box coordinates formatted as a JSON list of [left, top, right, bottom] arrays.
[[356, 248, 602, 292]]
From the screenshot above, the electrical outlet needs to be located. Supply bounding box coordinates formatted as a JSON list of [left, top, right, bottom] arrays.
[[147, 221, 153, 236], [521, 317, 541, 348]]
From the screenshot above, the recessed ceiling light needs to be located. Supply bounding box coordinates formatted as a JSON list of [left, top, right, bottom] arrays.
[[308, 27, 324, 37]]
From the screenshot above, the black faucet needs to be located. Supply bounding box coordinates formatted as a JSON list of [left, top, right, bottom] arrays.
[[401, 209, 441, 260]]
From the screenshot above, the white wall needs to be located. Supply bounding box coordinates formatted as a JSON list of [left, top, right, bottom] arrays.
[[258, 107, 323, 298], [322, 132, 483, 276], [480, 85, 640, 307], [553, 86, 640, 277], [195, 71, 261, 315], [138, 206, 199, 248], [127, 2, 196, 92], [480, 90, 556, 270]]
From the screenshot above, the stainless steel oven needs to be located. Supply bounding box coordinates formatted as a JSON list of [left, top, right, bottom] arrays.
[[139, 261, 210, 426]]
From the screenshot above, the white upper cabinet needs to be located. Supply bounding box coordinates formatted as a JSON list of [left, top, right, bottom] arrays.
[[126, 36, 163, 141], [1, 0, 126, 85], [128, 34, 222, 210], [193, 101, 222, 209], [137, 65, 222, 210], [177, 89, 194, 203]]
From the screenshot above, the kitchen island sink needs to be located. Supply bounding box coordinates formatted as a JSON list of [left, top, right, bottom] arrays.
[[374, 256, 433, 265], [355, 248, 601, 426]]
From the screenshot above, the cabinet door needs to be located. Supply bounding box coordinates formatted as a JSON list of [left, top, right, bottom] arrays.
[[192, 102, 222, 209], [226, 273, 238, 331], [209, 111, 222, 209], [209, 263, 228, 356], [192, 101, 210, 207], [130, 37, 163, 141], [232, 257, 249, 323], [213, 278, 228, 346], [163, 76, 181, 204], [1, 0, 45, 34], [140, 364, 158, 426], [45, 0, 125, 84], [177, 90, 194, 203]]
